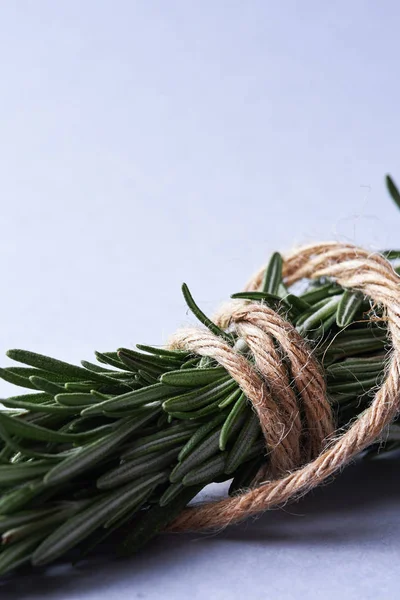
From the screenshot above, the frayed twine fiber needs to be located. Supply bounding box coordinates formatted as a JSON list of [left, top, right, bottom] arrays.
[[167, 242, 400, 532]]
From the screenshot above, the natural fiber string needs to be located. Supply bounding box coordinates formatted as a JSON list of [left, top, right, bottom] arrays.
[[167, 242, 400, 531]]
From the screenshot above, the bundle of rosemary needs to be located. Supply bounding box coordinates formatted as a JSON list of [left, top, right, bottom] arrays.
[[0, 177, 400, 577]]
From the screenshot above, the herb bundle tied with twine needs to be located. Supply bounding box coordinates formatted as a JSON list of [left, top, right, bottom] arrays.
[[0, 176, 400, 577]]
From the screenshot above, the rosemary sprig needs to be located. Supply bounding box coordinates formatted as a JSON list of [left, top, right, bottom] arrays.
[[0, 176, 399, 576]]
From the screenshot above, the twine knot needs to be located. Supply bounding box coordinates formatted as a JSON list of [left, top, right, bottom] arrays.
[[168, 243, 400, 531]]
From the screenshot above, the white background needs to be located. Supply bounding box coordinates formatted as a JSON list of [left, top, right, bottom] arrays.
[[0, 2, 400, 598]]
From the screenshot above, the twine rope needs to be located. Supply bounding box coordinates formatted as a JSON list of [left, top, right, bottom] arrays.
[[167, 242, 400, 532]]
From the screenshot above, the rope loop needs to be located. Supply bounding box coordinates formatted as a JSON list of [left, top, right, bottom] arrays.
[[168, 243, 400, 531]]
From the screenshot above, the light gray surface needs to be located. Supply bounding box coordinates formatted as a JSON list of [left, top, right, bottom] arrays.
[[0, 2, 400, 598]]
